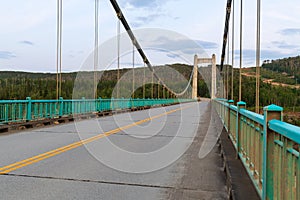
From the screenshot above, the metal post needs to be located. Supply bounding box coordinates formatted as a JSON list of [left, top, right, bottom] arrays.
[[59, 97, 63, 117], [81, 97, 85, 113], [98, 97, 102, 112], [4, 104, 8, 123], [228, 100, 234, 134], [26, 97, 32, 121], [111, 97, 115, 111], [236, 101, 246, 158], [262, 104, 283, 200]]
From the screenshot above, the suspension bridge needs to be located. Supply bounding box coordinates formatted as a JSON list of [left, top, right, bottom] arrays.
[[0, 0, 299, 199]]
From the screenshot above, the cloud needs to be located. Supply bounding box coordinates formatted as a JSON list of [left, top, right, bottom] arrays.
[[126, 0, 157, 8], [121, 0, 174, 9], [271, 41, 299, 49], [166, 53, 180, 59], [150, 37, 217, 53], [120, 0, 179, 28], [132, 13, 164, 28], [196, 40, 218, 49], [0, 51, 16, 59], [19, 40, 34, 46], [234, 49, 296, 64], [279, 28, 300, 35], [68, 50, 85, 58]]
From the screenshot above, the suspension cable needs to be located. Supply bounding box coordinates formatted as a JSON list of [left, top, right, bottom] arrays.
[[110, 0, 194, 98], [94, 0, 99, 98], [220, 0, 233, 71], [255, 0, 261, 113]]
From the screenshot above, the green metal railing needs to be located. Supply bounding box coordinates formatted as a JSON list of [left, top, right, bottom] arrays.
[[214, 99, 300, 200], [0, 97, 193, 125]]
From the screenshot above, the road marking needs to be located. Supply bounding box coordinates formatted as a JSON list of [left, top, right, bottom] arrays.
[[0, 104, 193, 174]]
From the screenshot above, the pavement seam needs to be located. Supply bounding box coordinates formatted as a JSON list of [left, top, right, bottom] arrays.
[[0, 173, 221, 192]]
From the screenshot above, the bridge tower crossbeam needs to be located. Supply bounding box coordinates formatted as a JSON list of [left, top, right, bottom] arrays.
[[192, 54, 216, 100]]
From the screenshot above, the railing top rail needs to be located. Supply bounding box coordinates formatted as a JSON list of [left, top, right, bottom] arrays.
[[240, 108, 264, 125], [215, 99, 264, 124], [0, 100, 28, 103], [31, 100, 60, 103], [269, 119, 300, 144], [230, 105, 238, 112]]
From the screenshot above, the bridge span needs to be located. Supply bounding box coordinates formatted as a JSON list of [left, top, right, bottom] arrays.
[[0, 101, 259, 199]]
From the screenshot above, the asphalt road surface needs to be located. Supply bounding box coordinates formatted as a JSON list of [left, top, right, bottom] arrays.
[[0, 101, 227, 200]]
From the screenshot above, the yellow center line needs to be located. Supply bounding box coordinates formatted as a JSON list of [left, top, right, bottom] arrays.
[[0, 104, 193, 174]]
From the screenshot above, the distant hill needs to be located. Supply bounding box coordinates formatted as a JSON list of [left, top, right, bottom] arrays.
[[262, 55, 300, 81], [0, 64, 210, 100]]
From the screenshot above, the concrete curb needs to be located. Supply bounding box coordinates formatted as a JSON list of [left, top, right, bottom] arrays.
[[0, 102, 189, 135], [220, 129, 260, 200]]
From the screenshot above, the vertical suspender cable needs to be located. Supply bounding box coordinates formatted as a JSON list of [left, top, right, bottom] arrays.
[[94, 0, 99, 98], [255, 0, 261, 113], [117, 19, 120, 98], [227, 30, 230, 100], [132, 42, 135, 98], [231, 0, 234, 100], [56, 0, 63, 99], [157, 80, 160, 99], [239, 0, 243, 102], [56, 0, 60, 100], [143, 62, 146, 99], [151, 71, 154, 98], [59, 0, 63, 98]]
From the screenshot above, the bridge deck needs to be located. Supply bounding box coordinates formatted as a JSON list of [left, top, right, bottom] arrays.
[[0, 102, 234, 199]]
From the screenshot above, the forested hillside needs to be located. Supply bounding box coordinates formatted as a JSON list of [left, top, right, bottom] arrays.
[[224, 55, 300, 125], [0, 64, 210, 100], [262, 55, 300, 80], [226, 67, 300, 110]]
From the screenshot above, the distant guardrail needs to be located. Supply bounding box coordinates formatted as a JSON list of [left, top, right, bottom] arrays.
[[0, 97, 193, 125], [213, 98, 300, 200]]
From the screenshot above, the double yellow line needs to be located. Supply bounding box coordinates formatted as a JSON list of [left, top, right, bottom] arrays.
[[0, 105, 190, 174]]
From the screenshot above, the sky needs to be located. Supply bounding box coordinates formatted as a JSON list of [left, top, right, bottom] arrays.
[[0, 0, 300, 72]]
